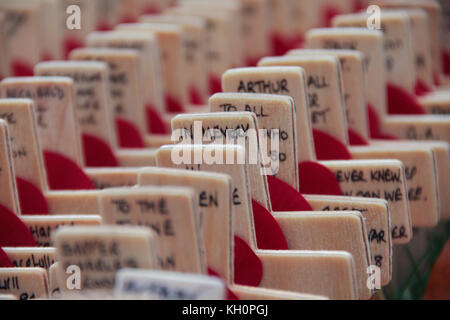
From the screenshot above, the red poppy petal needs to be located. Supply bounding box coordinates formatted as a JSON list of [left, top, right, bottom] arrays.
[[82, 133, 118, 167], [442, 49, 450, 76], [16, 177, 49, 215], [414, 79, 432, 97], [189, 86, 204, 105], [313, 129, 352, 160], [299, 161, 342, 195], [207, 268, 239, 300], [43, 150, 95, 190], [63, 36, 84, 60], [165, 94, 184, 113], [271, 32, 291, 56], [0, 247, 13, 267], [387, 83, 426, 115], [12, 59, 34, 77], [252, 199, 289, 250], [115, 117, 146, 148], [233, 235, 262, 287], [322, 5, 341, 27], [348, 129, 370, 146], [0, 204, 37, 247]]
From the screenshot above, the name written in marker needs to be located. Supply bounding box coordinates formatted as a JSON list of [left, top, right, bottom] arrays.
[[307, 75, 329, 89], [237, 79, 289, 94]]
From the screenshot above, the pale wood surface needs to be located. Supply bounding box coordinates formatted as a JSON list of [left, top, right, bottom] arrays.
[[259, 55, 349, 144], [322, 159, 412, 244], [138, 168, 233, 283], [257, 250, 358, 300], [53, 225, 157, 292], [0, 77, 84, 166], [99, 186, 205, 274], [274, 211, 372, 300], [222, 66, 316, 162], [305, 195, 392, 286], [157, 145, 257, 249], [0, 267, 48, 300], [0, 119, 21, 214]]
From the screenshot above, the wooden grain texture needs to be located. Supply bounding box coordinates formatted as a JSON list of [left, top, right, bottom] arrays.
[[35, 61, 117, 150], [70, 48, 147, 135], [288, 49, 370, 141], [273, 211, 372, 300]]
